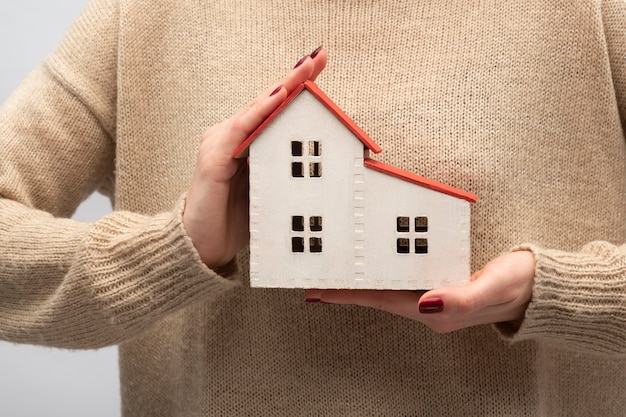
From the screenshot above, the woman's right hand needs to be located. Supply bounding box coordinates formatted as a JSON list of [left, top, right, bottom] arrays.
[[183, 47, 328, 269]]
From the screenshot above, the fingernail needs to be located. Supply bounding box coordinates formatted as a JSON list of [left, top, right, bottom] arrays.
[[306, 296, 320, 303], [270, 85, 283, 97], [310, 46, 323, 59], [293, 55, 308, 69], [419, 297, 444, 314]]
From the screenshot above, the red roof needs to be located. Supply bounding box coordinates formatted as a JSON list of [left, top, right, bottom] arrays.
[[232, 81, 382, 158], [232, 81, 476, 203], [364, 159, 477, 203]]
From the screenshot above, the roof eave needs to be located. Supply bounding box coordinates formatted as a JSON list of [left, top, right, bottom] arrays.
[[364, 158, 477, 203]]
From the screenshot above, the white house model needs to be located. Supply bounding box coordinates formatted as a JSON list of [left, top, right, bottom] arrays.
[[233, 81, 477, 290]]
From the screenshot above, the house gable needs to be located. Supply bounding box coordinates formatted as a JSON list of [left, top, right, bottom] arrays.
[[232, 81, 382, 159]]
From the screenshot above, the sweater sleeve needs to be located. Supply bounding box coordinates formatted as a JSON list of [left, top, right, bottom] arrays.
[[496, 242, 626, 356], [0, 0, 239, 349]]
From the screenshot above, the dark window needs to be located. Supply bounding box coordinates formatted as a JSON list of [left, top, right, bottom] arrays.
[[397, 217, 410, 233], [309, 141, 322, 156], [310, 216, 323, 232], [397, 238, 410, 254], [415, 216, 428, 233], [291, 141, 303, 156], [292, 162, 304, 177], [310, 237, 323, 253], [415, 238, 428, 254], [310, 162, 322, 178], [291, 237, 305, 253], [292, 216, 305, 232]]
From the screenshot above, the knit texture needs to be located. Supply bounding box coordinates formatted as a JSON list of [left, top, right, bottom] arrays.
[[1, 0, 626, 415]]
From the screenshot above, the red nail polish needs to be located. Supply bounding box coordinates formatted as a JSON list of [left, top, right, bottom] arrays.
[[293, 55, 307, 69], [306, 297, 320, 303], [310, 46, 323, 59], [419, 297, 444, 314], [270, 85, 283, 97]]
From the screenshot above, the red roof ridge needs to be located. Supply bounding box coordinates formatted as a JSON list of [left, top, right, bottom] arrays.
[[364, 158, 477, 203], [232, 80, 382, 158]]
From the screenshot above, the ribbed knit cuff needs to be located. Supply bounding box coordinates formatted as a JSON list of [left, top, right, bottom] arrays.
[[84, 196, 240, 330], [495, 242, 626, 355]]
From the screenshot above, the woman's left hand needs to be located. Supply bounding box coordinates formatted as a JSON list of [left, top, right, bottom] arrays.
[[305, 250, 536, 333]]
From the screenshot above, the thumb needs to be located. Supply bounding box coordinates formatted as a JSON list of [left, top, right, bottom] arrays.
[[418, 268, 506, 316], [419, 251, 534, 316]]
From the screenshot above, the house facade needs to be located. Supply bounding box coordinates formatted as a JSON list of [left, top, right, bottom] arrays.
[[234, 82, 476, 290]]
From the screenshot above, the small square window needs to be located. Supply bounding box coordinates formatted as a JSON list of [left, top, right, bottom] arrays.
[[310, 162, 322, 178], [310, 216, 323, 232], [292, 237, 305, 253], [397, 238, 410, 254], [292, 216, 305, 232], [415, 217, 428, 233], [292, 162, 304, 177], [415, 238, 428, 254], [396, 217, 410, 233], [310, 237, 323, 253], [291, 141, 303, 156], [309, 141, 322, 156]]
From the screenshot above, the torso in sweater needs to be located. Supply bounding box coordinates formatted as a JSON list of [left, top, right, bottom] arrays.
[[22, 0, 626, 415]]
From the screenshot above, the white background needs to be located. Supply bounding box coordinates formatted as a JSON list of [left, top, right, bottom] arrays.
[[0, 1, 120, 416]]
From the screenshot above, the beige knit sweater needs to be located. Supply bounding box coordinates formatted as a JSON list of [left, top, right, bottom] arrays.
[[1, 0, 625, 415]]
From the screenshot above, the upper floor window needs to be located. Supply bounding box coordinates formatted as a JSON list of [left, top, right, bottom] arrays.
[[291, 140, 322, 178]]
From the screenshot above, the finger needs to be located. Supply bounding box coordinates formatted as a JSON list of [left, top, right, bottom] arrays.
[[225, 54, 319, 143], [413, 283, 494, 333], [319, 289, 382, 305], [240, 46, 327, 119], [249, 53, 317, 108], [227, 46, 328, 144], [309, 46, 328, 81], [420, 281, 493, 318], [318, 289, 423, 319], [279, 53, 317, 92], [420, 265, 518, 317], [225, 85, 287, 146], [305, 288, 323, 302], [470, 267, 484, 282]]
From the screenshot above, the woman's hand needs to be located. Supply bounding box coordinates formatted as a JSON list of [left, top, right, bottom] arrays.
[[183, 47, 328, 269], [305, 250, 536, 333]]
